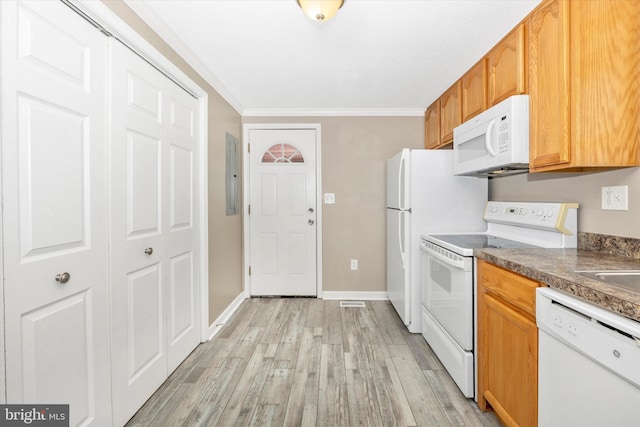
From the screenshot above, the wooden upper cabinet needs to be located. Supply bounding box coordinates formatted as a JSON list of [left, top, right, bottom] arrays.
[[461, 59, 487, 122], [439, 81, 462, 145], [528, 0, 639, 172], [487, 24, 526, 106], [569, 0, 639, 168], [423, 0, 639, 169], [424, 99, 440, 149], [528, 0, 571, 170]]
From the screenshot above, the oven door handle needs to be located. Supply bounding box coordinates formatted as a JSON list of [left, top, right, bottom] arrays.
[[423, 245, 469, 271]]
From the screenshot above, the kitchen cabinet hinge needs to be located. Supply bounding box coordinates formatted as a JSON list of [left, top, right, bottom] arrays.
[[249, 266, 251, 276], [248, 143, 250, 153], [248, 204, 251, 215]]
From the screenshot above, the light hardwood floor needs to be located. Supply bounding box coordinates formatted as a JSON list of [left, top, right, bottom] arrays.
[[126, 299, 500, 426]]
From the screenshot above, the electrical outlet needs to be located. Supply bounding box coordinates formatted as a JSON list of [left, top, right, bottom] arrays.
[[324, 193, 335, 204], [602, 186, 628, 211], [350, 259, 358, 270]]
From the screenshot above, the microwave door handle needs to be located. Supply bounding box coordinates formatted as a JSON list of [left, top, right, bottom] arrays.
[[485, 118, 497, 157]]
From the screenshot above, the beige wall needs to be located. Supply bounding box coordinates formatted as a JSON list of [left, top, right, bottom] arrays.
[[101, 1, 639, 305], [490, 167, 640, 238], [102, 1, 244, 324], [244, 116, 424, 293], [245, 115, 640, 293]]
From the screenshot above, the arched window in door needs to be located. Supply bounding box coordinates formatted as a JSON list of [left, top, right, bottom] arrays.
[[261, 142, 305, 163]]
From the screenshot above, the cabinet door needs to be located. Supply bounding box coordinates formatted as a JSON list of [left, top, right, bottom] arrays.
[[480, 293, 538, 427], [487, 24, 526, 106], [461, 59, 487, 122], [569, 0, 639, 167], [439, 81, 462, 145], [424, 100, 440, 149], [528, 0, 571, 170]]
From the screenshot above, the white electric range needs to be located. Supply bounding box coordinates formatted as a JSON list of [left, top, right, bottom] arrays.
[[419, 201, 578, 399]]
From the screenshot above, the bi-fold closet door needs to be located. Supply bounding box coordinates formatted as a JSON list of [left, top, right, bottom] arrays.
[[0, 1, 113, 425], [0, 1, 202, 426], [109, 40, 201, 426]]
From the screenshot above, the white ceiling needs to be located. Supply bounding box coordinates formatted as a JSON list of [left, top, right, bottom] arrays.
[[125, 0, 541, 116]]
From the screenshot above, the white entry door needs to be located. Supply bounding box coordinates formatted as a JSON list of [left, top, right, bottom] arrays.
[[0, 1, 112, 425], [109, 40, 201, 426], [249, 129, 317, 296]]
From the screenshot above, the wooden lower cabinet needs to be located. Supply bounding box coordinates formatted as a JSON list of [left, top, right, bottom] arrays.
[[477, 260, 540, 427]]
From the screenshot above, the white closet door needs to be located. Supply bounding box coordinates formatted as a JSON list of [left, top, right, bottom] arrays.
[[109, 41, 168, 425], [109, 40, 200, 426], [164, 76, 201, 372], [0, 1, 112, 426]]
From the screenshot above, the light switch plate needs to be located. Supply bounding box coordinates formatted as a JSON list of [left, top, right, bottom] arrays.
[[324, 193, 335, 204], [602, 185, 628, 210]]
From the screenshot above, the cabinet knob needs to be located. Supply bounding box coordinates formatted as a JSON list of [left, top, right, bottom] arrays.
[[55, 272, 71, 284], [144, 247, 154, 255]]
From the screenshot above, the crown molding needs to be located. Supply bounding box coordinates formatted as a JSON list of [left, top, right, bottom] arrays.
[[123, 2, 428, 119], [242, 108, 426, 117]]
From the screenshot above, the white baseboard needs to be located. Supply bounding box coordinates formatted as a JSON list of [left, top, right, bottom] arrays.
[[207, 292, 246, 340], [322, 291, 388, 300]]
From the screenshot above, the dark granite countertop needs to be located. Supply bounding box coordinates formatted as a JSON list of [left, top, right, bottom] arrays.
[[474, 247, 640, 323]]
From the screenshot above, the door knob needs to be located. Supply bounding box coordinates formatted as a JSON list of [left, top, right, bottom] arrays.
[[55, 272, 71, 284], [308, 208, 314, 213], [308, 219, 315, 225], [144, 247, 154, 255]]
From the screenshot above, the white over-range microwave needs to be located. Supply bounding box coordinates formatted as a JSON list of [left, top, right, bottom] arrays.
[[453, 94, 529, 177]]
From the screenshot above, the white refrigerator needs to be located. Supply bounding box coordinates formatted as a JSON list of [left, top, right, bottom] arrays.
[[386, 149, 488, 333]]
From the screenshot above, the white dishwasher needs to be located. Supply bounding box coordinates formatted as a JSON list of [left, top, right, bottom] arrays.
[[536, 287, 640, 427]]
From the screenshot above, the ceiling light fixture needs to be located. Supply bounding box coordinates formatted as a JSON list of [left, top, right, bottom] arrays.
[[297, 0, 344, 22]]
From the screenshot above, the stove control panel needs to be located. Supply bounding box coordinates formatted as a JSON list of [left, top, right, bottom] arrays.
[[484, 201, 578, 235]]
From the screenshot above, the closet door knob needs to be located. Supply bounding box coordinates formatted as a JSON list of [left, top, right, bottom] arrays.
[[55, 272, 71, 284], [144, 247, 154, 255]]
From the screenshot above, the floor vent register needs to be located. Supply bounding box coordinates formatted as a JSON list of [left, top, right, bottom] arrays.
[[339, 301, 366, 308]]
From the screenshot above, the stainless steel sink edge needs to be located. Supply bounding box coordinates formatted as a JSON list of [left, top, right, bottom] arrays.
[[573, 270, 640, 292]]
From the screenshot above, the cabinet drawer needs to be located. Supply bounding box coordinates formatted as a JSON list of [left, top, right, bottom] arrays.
[[478, 260, 540, 317]]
